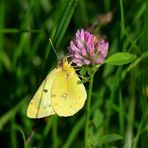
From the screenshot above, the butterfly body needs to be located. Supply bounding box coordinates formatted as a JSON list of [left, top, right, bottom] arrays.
[[27, 61, 87, 118]]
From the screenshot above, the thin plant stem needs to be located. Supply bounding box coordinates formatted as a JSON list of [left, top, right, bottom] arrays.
[[84, 74, 94, 147], [52, 116, 59, 148]]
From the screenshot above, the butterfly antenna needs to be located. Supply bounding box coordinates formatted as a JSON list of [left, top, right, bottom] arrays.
[[49, 38, 60, 59]]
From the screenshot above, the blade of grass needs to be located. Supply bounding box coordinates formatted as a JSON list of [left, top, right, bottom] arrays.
[[121, 52, 148, 80], [13, 125, 27, 148], [41, 0, 80, 78], [0, 0, 5, 48], [38, 117, 53, 147], [0, 96, 27, 130], [0, 50, 11, 72], [105, 67, 122, 135], [128, 25, 148, 52], [55, 0, 79, 47], [12, 1, 34, 69], [123, 72, 136, 148], [63, 116, 85, 148], [134, 2, 146, 22], [79, 0, 88, 25], [52, 0, 79, 47], [52, 116, 59, 148], [104, 0, 110, 11], [0, 28, 41, 33], [98, 134, 123, 146], [123, 97, 135, 148], [120, 0, 125, 39], [132, 111, 148, 148], [119, 89, 125, 135], [11, 119, 17, 148]]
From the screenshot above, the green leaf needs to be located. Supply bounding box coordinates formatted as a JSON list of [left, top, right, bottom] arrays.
[[81, 77, 89, 83], [104, 52, 136, 65], [80, 67, 87, 76], [97, 134, 123, 145], [92, 109, 103, 129], [86, 66, 99, 76]]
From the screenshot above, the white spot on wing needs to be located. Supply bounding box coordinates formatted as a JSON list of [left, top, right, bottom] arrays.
[[61, 93, 67, 99]]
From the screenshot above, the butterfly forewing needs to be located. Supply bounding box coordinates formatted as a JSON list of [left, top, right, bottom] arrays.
[[27, 68, 60, 118]]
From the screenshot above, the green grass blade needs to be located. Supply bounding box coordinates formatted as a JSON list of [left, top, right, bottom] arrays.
[[0, 0, 5, 48], [119, 90, 125, 135], [41, 0, 79, 78], [98, 134, 123, 146], [0, 28, 41, 33], [52, 0, 79, 47], [120, 0, 125, 39], [0, 97, 27, 130], [63, 117, 84, 148]]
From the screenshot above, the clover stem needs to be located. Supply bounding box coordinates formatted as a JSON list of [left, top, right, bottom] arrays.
[[84, 74, 94, 147]]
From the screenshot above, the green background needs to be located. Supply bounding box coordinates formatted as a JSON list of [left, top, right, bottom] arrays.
[[0, 0, 148, 147]]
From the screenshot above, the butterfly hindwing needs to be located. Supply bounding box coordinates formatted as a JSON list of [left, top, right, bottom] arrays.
[[51, 67, 87, 116]]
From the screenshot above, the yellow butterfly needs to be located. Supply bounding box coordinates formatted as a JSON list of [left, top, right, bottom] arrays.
[[27, 58, 87, 118]]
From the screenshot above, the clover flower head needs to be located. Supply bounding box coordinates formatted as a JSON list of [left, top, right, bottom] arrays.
[[69, 29, 109, 67]]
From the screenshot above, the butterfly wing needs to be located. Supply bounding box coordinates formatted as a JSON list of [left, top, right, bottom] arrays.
[[27, 68, 61, 118], [51, 68, 87, 117]]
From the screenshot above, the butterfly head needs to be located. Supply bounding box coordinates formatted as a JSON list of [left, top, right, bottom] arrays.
[[63, 62, 75, 75], [57, 57, 74, 74]]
